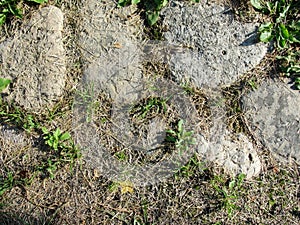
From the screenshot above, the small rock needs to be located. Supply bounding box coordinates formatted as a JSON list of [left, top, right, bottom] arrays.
[[204, 131, 261, 179], [242, 81, 300, 164]]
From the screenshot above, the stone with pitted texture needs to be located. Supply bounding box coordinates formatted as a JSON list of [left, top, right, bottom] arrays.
[[0, 6, 66, 111]]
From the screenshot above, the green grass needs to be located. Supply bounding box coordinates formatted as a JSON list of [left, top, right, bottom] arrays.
[[251, 0, 300, 89], [0, 0, 47, 26], [130, 96, 168, 119], [118, 0, 169, 26], [166, 119, 195, 154], [211, 173, 246, 216]]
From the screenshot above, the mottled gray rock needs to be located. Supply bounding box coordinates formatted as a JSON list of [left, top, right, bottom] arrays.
[[79, 0, 143, 103], [0, 125, 31, 169], [0, 125, 28, 147], [161, 3, 268, 88], [205, 130, 261, 179], [242, 81, 300, 164], [0, 6, 66, 111]]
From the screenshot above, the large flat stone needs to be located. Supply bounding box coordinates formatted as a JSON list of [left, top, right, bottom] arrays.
[[0, 6, 66, 111], [161, 2, 268, 88], [242, 81, 300, 164], [78, 0, 143, 103]]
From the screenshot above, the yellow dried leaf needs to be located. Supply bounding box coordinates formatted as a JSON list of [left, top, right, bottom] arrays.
[[119, 181, 134, 194]]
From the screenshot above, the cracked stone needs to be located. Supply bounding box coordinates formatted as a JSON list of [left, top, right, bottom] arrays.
[[0, 6, 66, 111]]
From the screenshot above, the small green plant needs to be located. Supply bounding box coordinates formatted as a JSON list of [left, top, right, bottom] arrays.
[[0, 78, 11, 92], [42, 127, 71, 151], [0, 105, 39, 132], [211, 173, 246, 216], [251, 0, 299, 48], [247, 78, 258, 90], [251, 0, 300, 89], [40, 127, 80, 178], [45, 159, 59, 179], [166, 119, 195, 154], [0, 0, 22, 26], [174, 155, 205, 179], [118, 0, 168, 25], [0, 0, 48, 26], [131, 96, 168, 119], [0, 171, 32, 196], [0, 172, 14, 196], [277, 50, 300, 89], [74, 84, 101, 123], [115, 150, 128, 161]]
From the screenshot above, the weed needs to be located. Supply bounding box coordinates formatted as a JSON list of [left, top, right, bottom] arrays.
[[0, 105, 39, 132], [251, 0, 300, 89], [0, 78, 11, 92], [0, 172, 14, 196], [0, 0, 47, 26], [115, 150, 128, 161], [74, 84, 102, 123], [277, 50, 300, 89], [45, 159, 59, 179], [247, 77, 258, 90], [118, 0, 168, 25], [174, 154, 205, 179], [211, 173, 246, 216], [0, 171, 33, 196], [251, 0, 299, 47], [181, 81, 196, 95], [166, 119, 195, 154], [131, 97, 168, 119], [42, 127, 71, 152], [40, 127, 80, 178]]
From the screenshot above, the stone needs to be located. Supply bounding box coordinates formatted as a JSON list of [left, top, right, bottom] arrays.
[[78, 0, 143, 102], [0, 125, 31, 167], [161, 2, 268, 88], [205, 130, 261, 179], [195, 95, 262, 179], [242, 80, 300, 164], [0, 6, 66, 111]]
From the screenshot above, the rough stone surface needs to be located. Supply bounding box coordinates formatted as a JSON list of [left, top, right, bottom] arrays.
[[242, 81, 300, 164], [205, 130, 261, 179], [0, 125, 28, 148], [196, 98, 262, 179], [79, 0, 143, 103], [0, 6, 66, 111], [161, 2, 268, 88], [0, 125, 31, 168]]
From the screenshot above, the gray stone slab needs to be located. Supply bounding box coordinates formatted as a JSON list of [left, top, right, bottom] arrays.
[[0, 6, 66, 111], [205, 130, 261, 179], [242, 81, 300, 164], [78, 0, 143, 103], [161, 2, 268, 88]]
